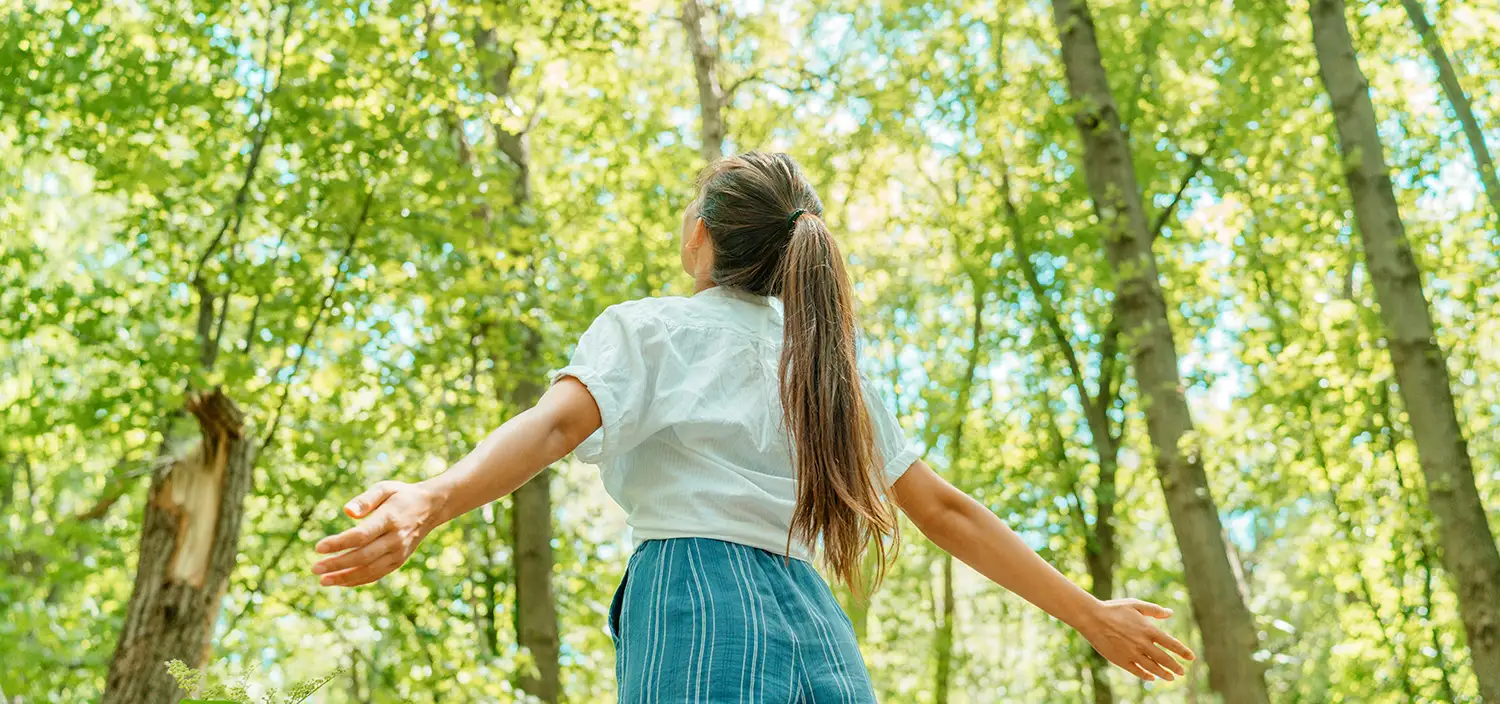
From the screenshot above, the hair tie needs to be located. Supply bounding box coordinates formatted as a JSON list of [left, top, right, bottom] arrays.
[[785, 208, 807, 231]]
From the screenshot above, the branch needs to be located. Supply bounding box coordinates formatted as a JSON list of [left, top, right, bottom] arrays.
[[258, 182, 376, 451], [1149, 143, 1214, 241], [75, 445, 156, 522], [1094, 311, 1122, 409], [1041, 394, 1091, 540], [722, 69, 765, 99], [188, 2, 294, 288], [74, 464, 153, 521], [723, 67, 829, 99], [1121, 11, 1163, 139], [242, 227, 290, 357], [203, 245, 240, 370], [1000, 169, 1091, 403], [222, 481, 339, 635]]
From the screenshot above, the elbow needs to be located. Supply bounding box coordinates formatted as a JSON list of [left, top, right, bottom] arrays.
[[915, 486, 975, 545], [895, 463, 975, 544]]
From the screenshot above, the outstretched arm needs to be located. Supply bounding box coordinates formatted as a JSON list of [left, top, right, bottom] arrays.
[[891, 459, 1195, 682], [313, 377, 602, 587]]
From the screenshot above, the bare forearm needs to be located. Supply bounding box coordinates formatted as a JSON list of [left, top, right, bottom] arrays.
[[419, 406, 577, 527], [915, 491, 1101, 630]]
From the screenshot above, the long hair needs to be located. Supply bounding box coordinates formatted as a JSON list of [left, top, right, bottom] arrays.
[[696, 151, 898, 592]]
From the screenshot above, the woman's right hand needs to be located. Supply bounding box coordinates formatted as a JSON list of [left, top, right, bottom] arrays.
[[1078, 598, 1196, 682], [312, 480, 446, 587]]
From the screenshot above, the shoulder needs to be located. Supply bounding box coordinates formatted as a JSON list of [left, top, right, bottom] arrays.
[[589, 293, 771, 343], [582, 296, 697, 345], [596, 295, 693, 330]]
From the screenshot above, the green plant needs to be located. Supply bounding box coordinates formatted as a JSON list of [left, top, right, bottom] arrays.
[[165, 659, 343, 704]]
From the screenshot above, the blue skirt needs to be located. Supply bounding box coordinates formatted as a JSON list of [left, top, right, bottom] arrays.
[[609, 537, 878, 703]]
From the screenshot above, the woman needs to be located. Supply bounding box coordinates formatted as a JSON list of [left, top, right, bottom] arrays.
[[313, 152, 1194, 701]]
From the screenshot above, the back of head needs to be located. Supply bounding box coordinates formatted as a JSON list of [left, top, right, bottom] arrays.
[[696, 152, 898, 592]]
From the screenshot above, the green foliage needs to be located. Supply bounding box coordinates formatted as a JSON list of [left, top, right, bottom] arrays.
[[167, 659, 342, 704], [2, 0, 1497, 701]]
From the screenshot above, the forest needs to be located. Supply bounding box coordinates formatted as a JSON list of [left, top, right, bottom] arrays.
[[2, 0, 1499, 701]]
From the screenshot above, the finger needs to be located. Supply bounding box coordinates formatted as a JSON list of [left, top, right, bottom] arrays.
[[1151, 627, 1196, 661], [313, 531, 401, 575], [1136, 654, 1175, 681], [322, 552, 404, 587], [1121, 661, 1155, 682], [1143, 642, 1187, 676], [1128, 599, 1173, 619], [315, 514, 390, 555], [344, 481, 402, 518]]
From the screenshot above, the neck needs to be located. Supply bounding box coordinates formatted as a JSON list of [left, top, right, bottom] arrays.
[[692, 270, 716, 294]]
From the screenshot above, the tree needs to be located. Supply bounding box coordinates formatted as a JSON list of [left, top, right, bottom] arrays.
[[1398, 0, 1500, 225], [1310, 0, 1500, 699], [472, 21, 561, 701], [681, 0, 726, 162], [102, 390, 253, 704], [1047, 0, 1270, 700]]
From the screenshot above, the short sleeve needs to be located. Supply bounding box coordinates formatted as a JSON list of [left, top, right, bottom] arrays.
[[862, 378, 921, 484], [548, 305, 661, 464]]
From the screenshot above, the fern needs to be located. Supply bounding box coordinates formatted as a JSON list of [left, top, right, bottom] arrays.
[[164, 659, 344, 704]]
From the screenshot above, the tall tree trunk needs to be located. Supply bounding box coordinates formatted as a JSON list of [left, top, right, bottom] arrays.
[[934, 553, 955, 704], [1047, 1, 1269, 700], [1310, 2, 1500, 699], [103, 390, 253, 704], [1006, 166, 1122, 704], [509, 360, 559, 702], [1081, 447, 1118, 704], [476, 27, 561, 701], [1399, 0, 1500, 222], [680, 0, 725, 162], [933, 277, 986, 703]]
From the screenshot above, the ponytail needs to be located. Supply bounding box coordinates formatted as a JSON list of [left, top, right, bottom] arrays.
[[779, 213, 897, 593], [696, 151, 899, 592]]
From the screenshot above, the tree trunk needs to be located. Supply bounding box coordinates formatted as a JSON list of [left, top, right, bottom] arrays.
[[474, 27, 562, 701], [1381, 384, 1462, 704], [933, 278, 985, 703], [1048, 1, 1269, 701], [103, 390, 253, 704], [1006, 166, 1121, 704], [512, 470, 558, 700], [511, 360, 559, 703], [1310, 2, 1500, 699], [1399, 0, 1500, 223], [934, 554, 955, 704], [1082, 444, 1118, 704], [680, 0, 725, 162]]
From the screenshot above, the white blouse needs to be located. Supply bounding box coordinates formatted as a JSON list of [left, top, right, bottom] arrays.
[[549, 285, 921, 562]]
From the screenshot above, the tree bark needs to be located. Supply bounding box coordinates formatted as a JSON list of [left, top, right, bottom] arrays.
[[509, 363, 559, 702], [1399, 0, 1500, 223], [933, 278, 985, 703], [102, 390, 253, 704], [1005, 168, 1121, 704], [680, 0, 725, 162], [934, 553, 955, 704], [1310, 2, 1500, 699], [1048, 1, 1269, 701], [475, 27, 561, 701]]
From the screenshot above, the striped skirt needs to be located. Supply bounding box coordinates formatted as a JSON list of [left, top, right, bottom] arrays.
[[609, 537, 877, 703]]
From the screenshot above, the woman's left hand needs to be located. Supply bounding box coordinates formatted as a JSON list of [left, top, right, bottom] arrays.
[[312, 480, 444, 587]]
